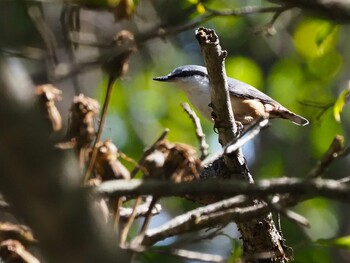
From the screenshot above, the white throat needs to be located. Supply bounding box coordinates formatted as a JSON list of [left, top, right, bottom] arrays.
[[174, 76, 212, 120]]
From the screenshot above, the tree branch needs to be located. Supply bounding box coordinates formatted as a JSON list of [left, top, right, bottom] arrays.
[[194, 27, 285, 261], [96, 178, 350, 202], [308, 135, 345, 178], [181, 102, 209, 160]]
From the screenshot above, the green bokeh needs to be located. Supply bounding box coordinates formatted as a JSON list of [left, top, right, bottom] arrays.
[[267, 57, 303, 107], [307, 50, 342, 80], [293, 18, 339, 59], [226, 56, 263, 88]]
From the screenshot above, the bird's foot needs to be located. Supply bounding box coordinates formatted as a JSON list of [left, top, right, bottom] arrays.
[[212, 121, 244, 136]]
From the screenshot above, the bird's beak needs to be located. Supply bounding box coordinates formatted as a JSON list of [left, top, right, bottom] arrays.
[[153, 75, 172, 82]]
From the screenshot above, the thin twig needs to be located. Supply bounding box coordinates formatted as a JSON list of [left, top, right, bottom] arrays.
[[138, 197, 159, 237], [119, 129, 170, 245], [201, 118, 268, 167], [308, 135, 344, 178], [181, 103, 209, 160], [59, 4, 81, 94], [53, 5, 289, 82], [119, 200, 161, 220], [113, 197, 123, 233], [140, 5, 289, 42], [268, 196, 310, 228], [27, 5, 58, 67], [120, 197, 142, 246], [252, 4, 291, 34], [84, 77, 115, 183]]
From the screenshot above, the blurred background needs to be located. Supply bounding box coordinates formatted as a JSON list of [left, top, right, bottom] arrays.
[[1, 0, 350, 262]]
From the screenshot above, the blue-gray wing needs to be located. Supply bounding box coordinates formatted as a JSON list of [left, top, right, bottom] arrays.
[[227, 77, 309, 126], [227, 77, 279, 105]]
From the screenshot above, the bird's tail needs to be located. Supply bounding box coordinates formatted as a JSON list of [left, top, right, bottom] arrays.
[[278, 110, 309, 126]]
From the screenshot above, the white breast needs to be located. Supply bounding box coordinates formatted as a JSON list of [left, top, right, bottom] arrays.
[[175, 76, 212, 120]]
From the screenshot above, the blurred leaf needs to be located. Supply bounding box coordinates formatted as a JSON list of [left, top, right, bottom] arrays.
[[196, 2, 206, 14], [333, 84, 350, 122], [108, 0, 120, 6], [267, 58, 303, 107], [310, 113, 343, 155], [308, 50, 342, 80], [113, 0, 136, 20], [258, 151, 284, 179], [77, 0, 116, 8], [293, 19, 339, 59], [315, 23, 338, 48], [226, 56, 263, 88], [297, 199, 338, 241], [186, 0, 206, 14], [227, 239, 243, 262], [317, 236, 350, 249]]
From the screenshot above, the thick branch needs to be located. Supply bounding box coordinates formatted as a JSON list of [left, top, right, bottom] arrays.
[[274, 0, 350, 23], [96, 178, 350, 202], [195, 27, 236, 144], [195, 27, 284, 261], [195, 27, 251, 178]]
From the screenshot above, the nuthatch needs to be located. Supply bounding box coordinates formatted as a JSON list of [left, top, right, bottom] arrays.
[[153, 65, 309, 126]]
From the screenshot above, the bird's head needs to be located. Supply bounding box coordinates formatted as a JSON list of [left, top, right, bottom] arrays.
[[153, 65, 210, 93]]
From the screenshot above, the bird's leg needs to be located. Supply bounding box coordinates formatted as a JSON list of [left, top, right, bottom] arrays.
[[210, 108, 243, 136]]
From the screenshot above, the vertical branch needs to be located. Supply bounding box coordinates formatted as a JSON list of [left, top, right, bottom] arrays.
[[181, 103, 209, 160], [195, 27, 288, 262], [195, 28, 236, 144], [195, 27, 250, 178]]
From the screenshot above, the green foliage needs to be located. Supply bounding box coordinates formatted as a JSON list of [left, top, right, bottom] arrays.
[[317, 236, 350, 250], [296, 199, 339, 240], [137, 250, 180, 263], [226, 56, 263, 88], [186, 0, 206, 14], [293, 19, 339, 59], [227, 239, 243, 262], [310, 114, 343, 155], [293, 245, 332, 263], [333, 84, 350, 122], [56, 1, 350, 261], [267, 58, 304, 107], [307, 50, 342, 80]]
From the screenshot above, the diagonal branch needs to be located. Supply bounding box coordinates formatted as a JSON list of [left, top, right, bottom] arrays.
[[181, 102, 209, 160], [308, 135, 345, 178]]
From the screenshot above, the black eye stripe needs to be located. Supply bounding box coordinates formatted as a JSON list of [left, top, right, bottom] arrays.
[[171, 70, 208, 79]]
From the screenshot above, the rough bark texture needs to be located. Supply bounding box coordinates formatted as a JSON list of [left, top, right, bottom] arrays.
[[195, 28, 289, 262]]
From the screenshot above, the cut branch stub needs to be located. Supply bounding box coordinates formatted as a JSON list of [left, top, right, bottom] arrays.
[[194, 27, 288, 261], [195, 27, 236, 146]]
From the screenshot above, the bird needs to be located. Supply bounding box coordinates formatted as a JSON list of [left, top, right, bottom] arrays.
[[153, 65, 309, 127]]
